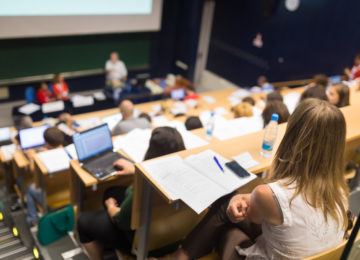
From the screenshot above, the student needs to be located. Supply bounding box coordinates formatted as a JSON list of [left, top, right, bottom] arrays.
[[257, 75, 274, 92], [242, 96, 255, 106], [52, 73, 69, 101], [185, 116, 203, 130], [77, 127, 186, 259], [299, 85, 328, 102], [138, 112, 152, 123], [111, 100, 151, 136], [36, 82, 53, 104], [155, 98, 349, 260], [327, 83, 350, 107], [26, 127, 65, 225], [345, 53, 360, 81], [308, 74, 329, 89], [233, 103, 253, 118], [266, 90, 283, 103], [262, 101, 290, 127]]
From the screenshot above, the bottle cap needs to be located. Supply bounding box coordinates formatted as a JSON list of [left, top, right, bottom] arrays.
[[271, 113, 279, 121]]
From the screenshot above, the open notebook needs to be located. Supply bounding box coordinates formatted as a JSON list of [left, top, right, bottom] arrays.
[[141, 149, 257, 214]]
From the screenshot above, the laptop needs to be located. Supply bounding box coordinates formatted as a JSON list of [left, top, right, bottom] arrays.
[[0, 127, 12, 146], [73, 124, 126, 180], [19, 125, 50, 150]]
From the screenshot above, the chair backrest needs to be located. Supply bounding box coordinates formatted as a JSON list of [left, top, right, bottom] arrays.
[[25, 86, 36, 103]]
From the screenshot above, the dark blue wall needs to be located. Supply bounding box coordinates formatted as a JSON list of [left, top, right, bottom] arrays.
[[207, 0, 360, 86]]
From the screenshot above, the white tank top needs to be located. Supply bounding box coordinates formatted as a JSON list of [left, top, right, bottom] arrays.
[[236, 181, 345, 260]]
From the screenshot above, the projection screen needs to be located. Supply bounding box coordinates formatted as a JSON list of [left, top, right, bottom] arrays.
[[0, 0, 163, 39]]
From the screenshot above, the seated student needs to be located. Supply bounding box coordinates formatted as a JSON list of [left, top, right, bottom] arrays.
[[299, 85, 328, 102], [36, 82, 53, 104], [154, 98, 349, 260], [56, 113, 78, 145], [345, 53, 360, 81], [25, 127, 65, 225], [266, 90, 283, 103], [308, 74, 329, 89], [111, 100, 151, 136], [52, 73, 69, 101], [185, 116, 203, 130], [233, 103, 253, 118], [327, 83, 350, 107], [77, 127, 186, 259], [257, 75, 274, 92], [139, 112, 152, 124], [262, 101, 290, 127], [242, 96, 255, 106]]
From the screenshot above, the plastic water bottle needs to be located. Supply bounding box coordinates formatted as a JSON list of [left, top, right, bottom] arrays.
[[261, 113, 279, 157], [205, 111, 215, 140]]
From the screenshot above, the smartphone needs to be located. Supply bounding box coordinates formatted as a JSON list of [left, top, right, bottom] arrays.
[[225, 161, 250, 178]]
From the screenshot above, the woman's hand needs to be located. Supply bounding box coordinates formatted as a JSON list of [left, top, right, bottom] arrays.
[[226, 194, 250, 223], [105, 197, 118, 209]]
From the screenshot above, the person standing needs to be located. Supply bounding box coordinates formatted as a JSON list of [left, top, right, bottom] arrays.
[[105, 52, 128, 100], [52, 73, 69, 101]]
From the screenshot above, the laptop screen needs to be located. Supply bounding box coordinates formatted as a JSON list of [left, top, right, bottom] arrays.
[[171, 89, 185, 100], [73, 124, 113, 162], [19, 125, 50, 150], [0, 127, 11, 142]]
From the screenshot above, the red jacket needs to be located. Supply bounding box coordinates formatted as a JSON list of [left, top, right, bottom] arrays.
[[36, 89, 52, 104], [53, 82, 69, 100]]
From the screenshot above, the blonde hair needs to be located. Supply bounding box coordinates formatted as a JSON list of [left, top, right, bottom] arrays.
[[268, 98, 348, 230], [233, 103, 253, 118]]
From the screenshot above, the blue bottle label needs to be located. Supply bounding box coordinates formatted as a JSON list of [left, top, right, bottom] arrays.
[[262, 141, 273, 151]]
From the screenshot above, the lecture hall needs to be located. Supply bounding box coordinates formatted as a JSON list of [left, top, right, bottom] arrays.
[[0, 0, 359, 259]]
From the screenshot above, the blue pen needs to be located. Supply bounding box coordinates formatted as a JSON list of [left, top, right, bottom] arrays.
[[213, 156, 224, 172]]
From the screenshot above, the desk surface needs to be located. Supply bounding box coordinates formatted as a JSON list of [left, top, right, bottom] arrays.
[[13, 150, 29, 169]]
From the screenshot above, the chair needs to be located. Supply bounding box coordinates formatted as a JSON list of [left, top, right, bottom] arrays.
[[25, 86, 36, 103]]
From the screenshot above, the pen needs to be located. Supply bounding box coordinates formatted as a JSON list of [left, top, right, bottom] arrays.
[[213, 156, 224, 172]]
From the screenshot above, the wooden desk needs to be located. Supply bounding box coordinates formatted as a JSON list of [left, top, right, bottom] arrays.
[[32, 153, 72, 214], [69, 160, 134, 214], [0, 149, 14, 194], [12, 150, 31, 205]]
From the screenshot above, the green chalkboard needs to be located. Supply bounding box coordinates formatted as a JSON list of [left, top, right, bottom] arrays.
[[0, 32, 151, 80]]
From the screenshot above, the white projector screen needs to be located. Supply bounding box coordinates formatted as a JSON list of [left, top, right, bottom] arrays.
[[0, 0, 163, 39]]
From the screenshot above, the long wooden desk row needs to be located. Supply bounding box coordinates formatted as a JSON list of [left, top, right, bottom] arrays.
[[1, 84, 359, 259], [132, 88, 360, 259]]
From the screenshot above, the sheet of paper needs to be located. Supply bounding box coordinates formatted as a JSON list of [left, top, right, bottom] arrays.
[[284, 92, 300, 114], [114, 128, 152, 163], [152, 104, 161, 112], [0, 127, 11, 142], [203, 95, 216, 104], [141, 155, 226, 214], [57, 123, 76, 136], [18, 103, 40, 115], [102, 113, 122, 130], [199, 111, 228, 127], [232, 152, 259, 169], [184, 149, 256, 192], [0, 144, 17, 160], [42, 101, 65, 114], [214, 107, 228, 116], [76, 117, 102, 130], [37, 148, 70, 173], [64, 144, 78, 159], [178, 130, 208, 150], [184, 99, 198, 108], [152, 116, 170, 127], [93, 91, 106, 101], [71, 95, 94, 108]]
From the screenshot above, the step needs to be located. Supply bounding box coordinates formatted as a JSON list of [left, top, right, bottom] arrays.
[[0, 238, 21, 250], [13, 252, 35, 260], [0, 244, 29, 260]]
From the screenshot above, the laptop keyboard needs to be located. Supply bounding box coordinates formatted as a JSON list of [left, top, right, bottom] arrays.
[[84, 152, 123, 177]]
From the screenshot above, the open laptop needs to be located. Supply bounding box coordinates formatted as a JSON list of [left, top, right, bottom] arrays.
[[0, 127, 12, 146], [73, 124, 126, 181], [171, 88, 186, 100], [19, 125, 50, 150]]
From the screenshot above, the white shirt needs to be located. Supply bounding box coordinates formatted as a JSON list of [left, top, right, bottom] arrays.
[[236, 181, 345, 259], [105, 60, 128, 81]]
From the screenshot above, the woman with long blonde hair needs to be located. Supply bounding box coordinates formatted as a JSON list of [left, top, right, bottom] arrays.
[[157, 98, 349, 260]]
